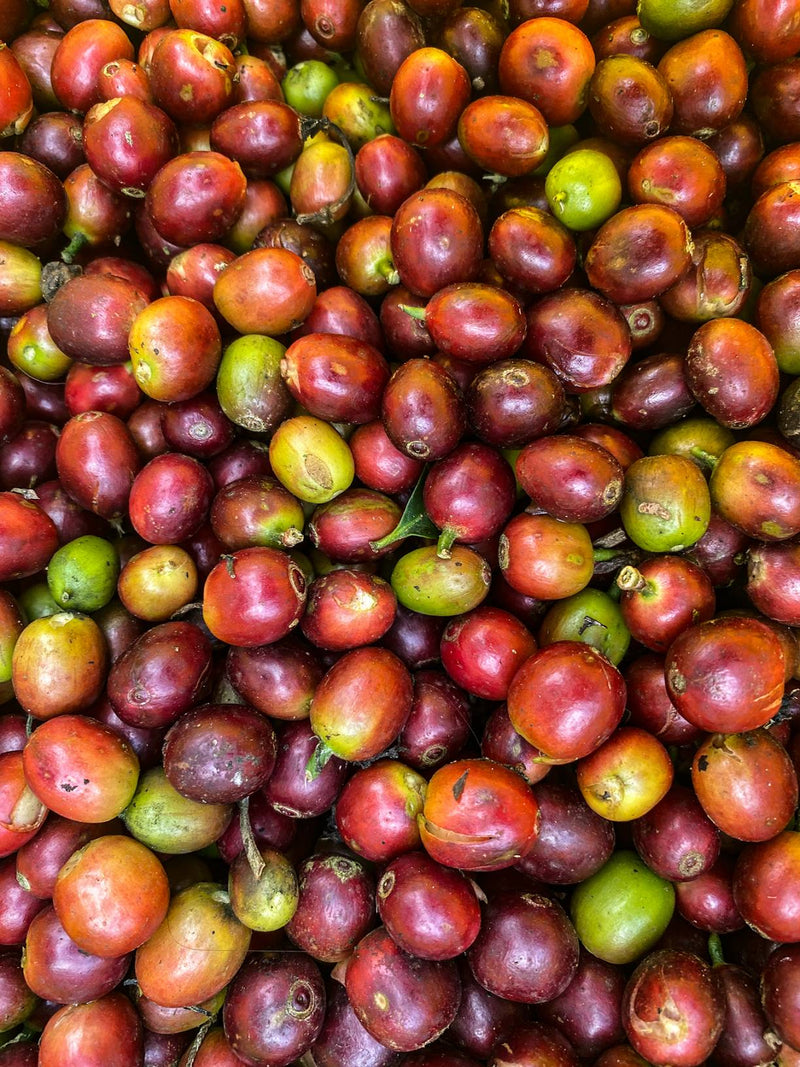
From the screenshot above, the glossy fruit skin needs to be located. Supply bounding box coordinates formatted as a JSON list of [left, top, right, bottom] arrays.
[[214, 247, 317, 336], [577, 725, 674, 823], [83, 97, 178, 197], [507, 642, 626, 762], [302, 571, 397, 651], [129, 295, 222, 403], [215, 334, 290, 437], [536, 946, 626, 1059], [281, 333, 389, 424], [627, 135, 726, 229], [310, 978, 400, 1067], [588, 55, 673, 146], [440, 605, 537, 701], [107, 620, 211, 729], [309, 646, 413, 761], [382, 358, 466, 462], [52, 835, 170, 958], [398, 668, 471, 771], [488, 206, 576, 295], [22, 903, 131, 1005], [447, 958, 528, 1061], [611, 351, 696, 432], [163, 703, 277, 804], [22, 715, 139, 823], [223, 952, 325, 1066], [747, 541, 800, 625], [0, 492, 59, 582], [469, 890, 579, 1005], [117, 543, 198, 623], [631, 782, 720, 883], [762, 944, 800, 1052], [710, 440, 800, 541], [269, 415, 355, 504], [586, 204, 693, 305], [570, 850, 675, 965], [354, 134, 427, 216], [517, 434, 623, 523], [622, 950, 725, 1067], [210, 475, 304, 552], [37, 991, 143, 1067], [202, 547, 307, 647], [210, 100, 302, 178], [733, 830, 800, 942], [50, 19, 135, 115], [0, 749, 46, 841], [56, 411, 140, 520], [390, 545, 492, 617], [377, 851, 481, 961], [522, 287, 632, 393], [424, 442, 516, 547], [390, 188, 483, 298], [335, 758, 427, 862], [225, 638, 321, 721], [419, 758, 540, 871], [135, 882, 250, 1010], [423, 283, 528, 365], [128, 453, 214, 545], [665, 615, 785, 733], [148, 30, 235, 124], [308, 488, 401, 563], [620, 454, 710, 553], [12, 613, 108, 721], [498, 17, 596, 127], [658, 30, 747, 137], [146, 151, 244, 247], [488, 1022, 580, 1067], [263, 720, 349, 818], [345, 927, 461, 1052], [517, 779, 614, 886], [660, 230, 751, 324], [685, 318, 779, 429], [390, 47, 471, 149], [499, 513, 594, 601], [122, 765, 232, 855], [618, 555, 715, 653], [286, 851, 375, 963], [691, 729, 798, 843], [227, 845, 298, 933], [0, 42, 34, 138], [458, 96, 550, 177], [0, 152, 66, 249]]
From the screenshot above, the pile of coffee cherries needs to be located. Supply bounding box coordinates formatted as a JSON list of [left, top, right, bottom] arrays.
[[3, 0, 800, 1063]]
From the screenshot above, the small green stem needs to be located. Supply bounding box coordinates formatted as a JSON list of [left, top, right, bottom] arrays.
[[707, 932, 725, 967], [238, 797, 265, 881], [397, 303, 427, 321], [592, 547, 625, 563], [305, 739, 334, 782], [436, 526, 458, 559], [689, 447, 720, 471], [60, 232, 88, 264]]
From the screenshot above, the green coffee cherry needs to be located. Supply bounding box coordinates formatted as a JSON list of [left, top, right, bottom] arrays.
[[269, 415, 355, 504], [47, 534, 119, 613]]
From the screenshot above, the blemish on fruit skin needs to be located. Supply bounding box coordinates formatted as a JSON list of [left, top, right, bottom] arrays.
[[668, 668, 687, 694], [373, 991, 389, 1011]]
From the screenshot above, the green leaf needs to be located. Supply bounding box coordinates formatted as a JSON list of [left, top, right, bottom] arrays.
[[369, 468, 438, 551], [305, 739, 334, 782]]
